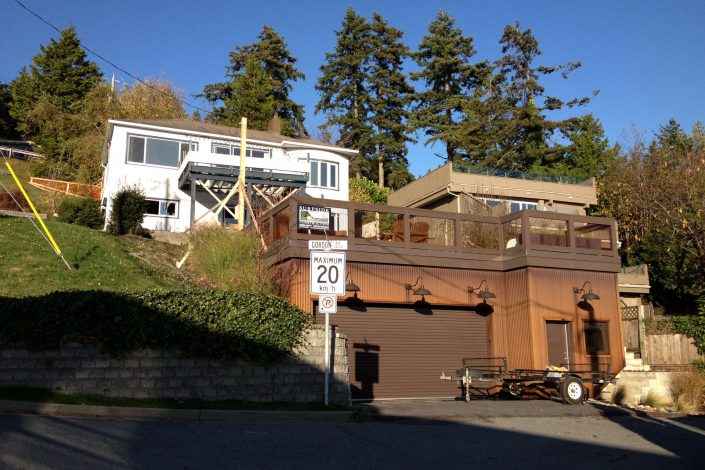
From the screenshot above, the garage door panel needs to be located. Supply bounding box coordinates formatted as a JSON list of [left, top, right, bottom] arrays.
[[319, 304, 488, 400]]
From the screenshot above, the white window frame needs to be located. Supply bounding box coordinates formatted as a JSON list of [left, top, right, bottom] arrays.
[[210, 142, 269, 159], [309, 159, 339, 190], [126, 134, 197, 168], [145, 198, 179, 218], [483, 198, 537, 213]]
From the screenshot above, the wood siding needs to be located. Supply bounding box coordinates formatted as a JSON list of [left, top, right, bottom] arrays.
[[317, 304, 488, 400]]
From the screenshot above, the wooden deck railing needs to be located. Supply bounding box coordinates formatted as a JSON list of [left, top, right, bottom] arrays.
[[261, 194, 620, 272]]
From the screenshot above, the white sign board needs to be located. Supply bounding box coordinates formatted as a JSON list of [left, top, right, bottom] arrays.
[[308, 240, 348, 251], [318, 294, 337, 314], [310, 251, 346, 295]]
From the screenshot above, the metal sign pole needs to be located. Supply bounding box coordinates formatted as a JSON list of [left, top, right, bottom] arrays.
[[324, 310, 330, 407]]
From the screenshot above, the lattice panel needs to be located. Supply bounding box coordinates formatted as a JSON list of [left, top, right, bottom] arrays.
[[621, 306, 639, 320]]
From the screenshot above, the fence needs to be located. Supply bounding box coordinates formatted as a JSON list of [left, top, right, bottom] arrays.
[[645, 334, 703, 365]]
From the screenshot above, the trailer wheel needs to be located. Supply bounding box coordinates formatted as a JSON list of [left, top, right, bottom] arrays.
[[561, 376, 585, 404], [503, 382, 524, 399]]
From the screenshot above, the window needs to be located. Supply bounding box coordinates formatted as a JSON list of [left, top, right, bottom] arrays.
[[481, 198, 537, 213], [145, 199, 178, 218], [309, 160, 338, 190], [126, 135, 197, 168], [210, 143, 268, 158], [584, 321, 610, 355]]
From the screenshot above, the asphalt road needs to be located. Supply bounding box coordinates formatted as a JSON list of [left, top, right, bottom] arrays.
[[1, 400, 704, 469]]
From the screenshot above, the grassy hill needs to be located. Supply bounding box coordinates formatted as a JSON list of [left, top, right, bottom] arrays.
[[0, 216, 199, 297], [0, 158, 50, 213]]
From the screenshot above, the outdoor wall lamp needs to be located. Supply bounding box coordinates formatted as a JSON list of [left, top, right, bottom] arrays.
[[468, 280, 496, 300], [405, 276, 432, 300], [573, 281, 600, 301], [345, 272, 360, 294]]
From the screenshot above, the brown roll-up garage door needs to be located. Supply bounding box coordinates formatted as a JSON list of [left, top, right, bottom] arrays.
[[316, 303, 488, 400]]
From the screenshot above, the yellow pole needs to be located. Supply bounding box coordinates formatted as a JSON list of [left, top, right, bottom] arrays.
[[237, 117, 247, 230], [5, 160, 64, 257]]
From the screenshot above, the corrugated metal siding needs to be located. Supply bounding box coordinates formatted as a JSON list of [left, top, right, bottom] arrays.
[[500, 269, 533, 370], [318, 304, 488, 400], [527, 268, 625, 374]]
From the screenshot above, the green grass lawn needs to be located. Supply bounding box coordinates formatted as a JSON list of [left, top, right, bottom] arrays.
[[0, 216, 195, 297]]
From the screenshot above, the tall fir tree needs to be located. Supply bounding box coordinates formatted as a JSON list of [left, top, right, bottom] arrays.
[[560, 114, 613, 179], [487, 22, 590, 171], [220, 58, 276, 130], [201, 26, 306, 137], [315, 8, 374, 179], [368, 13, 415, 189], [409, 12, 484, 163], [0, 83, 20, 139], [10, 26, 101, 140]]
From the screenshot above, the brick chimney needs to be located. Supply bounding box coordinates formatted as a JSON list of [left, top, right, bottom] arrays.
[[267, 114, 281, 134]]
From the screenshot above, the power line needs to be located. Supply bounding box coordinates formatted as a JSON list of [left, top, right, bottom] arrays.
[[13, 0, 210, 114]]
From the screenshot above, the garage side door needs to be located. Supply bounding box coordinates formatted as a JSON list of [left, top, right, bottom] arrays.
[[318, 304, 488, 400]]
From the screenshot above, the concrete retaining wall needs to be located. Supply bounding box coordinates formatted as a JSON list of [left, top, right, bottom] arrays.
[[0, 328, 351, 405]]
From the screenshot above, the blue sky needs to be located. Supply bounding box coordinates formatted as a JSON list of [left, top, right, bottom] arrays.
[[2, 0, 704, 176]]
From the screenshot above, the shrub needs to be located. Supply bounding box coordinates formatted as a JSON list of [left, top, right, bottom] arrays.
[[107, 185, 147, 235], [0, 289, 311, 362], [641, 388, 670, 408], [58, 197, 104, 228], [0, 189, 30, 210], [190, 225, 273, 293], [669, 369, 705, 412], [610, 384, 628, 406], [349, 177, 392, 204]]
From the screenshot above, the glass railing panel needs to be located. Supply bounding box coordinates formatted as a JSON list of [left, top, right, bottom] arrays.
[[353, 210, 404, 241], [461, 221, 500, 250], [503, 217, 523, 250], [574, 222, 612, 250], [408, 215, 456, 246], [273, 208, 290, 241], [528, 217, 569, 247]]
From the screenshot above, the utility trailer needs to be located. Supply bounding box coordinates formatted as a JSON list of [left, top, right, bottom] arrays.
[[440, 357, 615, 405]]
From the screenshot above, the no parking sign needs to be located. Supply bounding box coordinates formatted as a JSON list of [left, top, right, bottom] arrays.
[[318, 294, 337, 314]]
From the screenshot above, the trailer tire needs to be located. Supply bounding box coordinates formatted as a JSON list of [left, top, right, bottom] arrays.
[[561, 376, 585, 404], [503, 382, 523, 399]]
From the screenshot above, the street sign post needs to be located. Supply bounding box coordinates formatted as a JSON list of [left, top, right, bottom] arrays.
[[310, 251, 346, 295]]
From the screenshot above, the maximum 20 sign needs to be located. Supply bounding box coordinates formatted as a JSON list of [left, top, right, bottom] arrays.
[[309, 251, 346, 295]]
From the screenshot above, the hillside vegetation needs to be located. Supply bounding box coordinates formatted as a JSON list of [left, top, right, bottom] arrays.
[[0, 216, 197, 297]]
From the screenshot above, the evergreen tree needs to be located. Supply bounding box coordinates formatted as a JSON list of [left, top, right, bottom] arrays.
[[409, 12, 484, 163], [0, 83, 20, 139], [202, 26, 306, 137], [560, 114, 613, 179], [489, 22, 590, 171], [315, 8, 374, 179], [220, 58, 275, 130], [368, 13, 415, 189], [10, 26, 101, 138]]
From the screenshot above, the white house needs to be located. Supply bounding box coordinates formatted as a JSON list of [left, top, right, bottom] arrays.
[[101, 119, 355, 232]]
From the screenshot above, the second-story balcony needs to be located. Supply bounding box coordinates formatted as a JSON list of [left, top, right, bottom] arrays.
[[261, 194, 621, 273]]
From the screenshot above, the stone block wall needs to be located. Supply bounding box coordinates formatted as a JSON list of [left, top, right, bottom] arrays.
[[0, 328, 351, 405]]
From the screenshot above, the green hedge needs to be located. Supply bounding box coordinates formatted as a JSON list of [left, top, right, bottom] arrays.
[[0, 290, 311, 363]]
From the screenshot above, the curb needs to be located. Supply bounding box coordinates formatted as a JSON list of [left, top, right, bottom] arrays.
[[0, 400, 354, 424]]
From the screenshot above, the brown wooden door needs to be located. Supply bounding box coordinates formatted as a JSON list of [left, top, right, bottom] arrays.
[[319, 304, 488, 400], [546, 321, 572, 367]]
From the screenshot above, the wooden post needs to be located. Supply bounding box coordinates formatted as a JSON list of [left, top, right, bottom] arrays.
[[237, 117, 247, 230]]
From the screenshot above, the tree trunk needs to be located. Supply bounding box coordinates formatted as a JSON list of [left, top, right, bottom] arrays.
[[378, 145, 384, 188]]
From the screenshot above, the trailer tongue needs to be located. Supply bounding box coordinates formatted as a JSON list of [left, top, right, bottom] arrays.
[[440, 357, 615, 404]]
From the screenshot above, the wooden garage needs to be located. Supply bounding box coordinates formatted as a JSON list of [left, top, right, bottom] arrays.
[[316, 304, 488, 400], [263, 194, 626, 402]]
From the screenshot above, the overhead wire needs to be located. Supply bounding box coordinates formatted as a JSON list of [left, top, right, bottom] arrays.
[[12, 0, 210, 115]]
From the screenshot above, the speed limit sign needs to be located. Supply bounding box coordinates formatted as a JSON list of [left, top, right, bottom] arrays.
[[310, 251, 346, 295]]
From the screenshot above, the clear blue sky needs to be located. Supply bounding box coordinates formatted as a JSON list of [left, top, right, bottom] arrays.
[[2, 0, 704, 176]]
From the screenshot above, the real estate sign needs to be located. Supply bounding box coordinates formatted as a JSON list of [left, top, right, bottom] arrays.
[[310, 251, 346, 295], [297, 204, 331, 231]]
